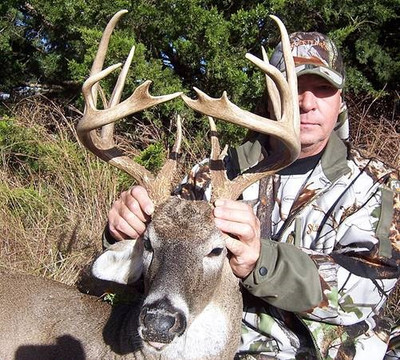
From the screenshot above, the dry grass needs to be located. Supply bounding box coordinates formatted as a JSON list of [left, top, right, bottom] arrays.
[[0, 97, 124, 285], [348, 92, 400, 168]]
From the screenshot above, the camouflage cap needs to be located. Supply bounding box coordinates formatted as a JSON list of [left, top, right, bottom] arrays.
[[270, 32, 345, 89]]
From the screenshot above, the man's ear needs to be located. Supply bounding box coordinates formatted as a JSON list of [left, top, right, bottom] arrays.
[[92, 239, 144, 284]]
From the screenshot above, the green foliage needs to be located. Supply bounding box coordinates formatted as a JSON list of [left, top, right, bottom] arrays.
[[0, 118, 42, 172], [0, 184, 45, 217], [0, 0, 400, 94], [2, 0, 398, 97], [102, 291, 139, 306], [135, 142, 166, 173], [0, 117, 84, 179], [0, 0, 399, 152]]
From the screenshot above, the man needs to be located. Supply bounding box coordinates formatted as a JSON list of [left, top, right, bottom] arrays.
[[104, 32, 400, 359]]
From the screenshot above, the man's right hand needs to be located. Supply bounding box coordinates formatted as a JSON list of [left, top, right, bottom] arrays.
[[108, 186, 154, 241]]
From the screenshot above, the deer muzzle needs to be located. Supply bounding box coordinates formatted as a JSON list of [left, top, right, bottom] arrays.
[[139, 298, 187, 349]]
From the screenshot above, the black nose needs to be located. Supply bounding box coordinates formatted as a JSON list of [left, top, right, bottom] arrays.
[[139, 299, 187, 344]]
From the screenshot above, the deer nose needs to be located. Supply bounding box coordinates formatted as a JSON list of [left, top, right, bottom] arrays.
[[139, 300, 187, 344]]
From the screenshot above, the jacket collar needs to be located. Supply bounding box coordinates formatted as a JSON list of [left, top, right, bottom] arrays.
[[228, 132, 351, 182], [321, 132, 351, 182]]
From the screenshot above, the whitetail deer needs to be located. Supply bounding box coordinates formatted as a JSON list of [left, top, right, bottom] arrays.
[[0, 9, 299, 360]]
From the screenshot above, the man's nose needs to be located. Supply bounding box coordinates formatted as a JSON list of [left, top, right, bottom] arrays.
[[298, 90, 316, 112]]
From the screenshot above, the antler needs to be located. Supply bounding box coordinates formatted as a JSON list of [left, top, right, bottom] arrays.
[[182, 15, 299, 201], [77, 10, 182, 205]]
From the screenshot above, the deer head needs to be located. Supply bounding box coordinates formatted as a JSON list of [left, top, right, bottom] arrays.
[[77, 9, 299, 358]]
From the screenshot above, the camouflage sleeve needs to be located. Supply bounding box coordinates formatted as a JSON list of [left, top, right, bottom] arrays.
[[301, 174, 400, 326]]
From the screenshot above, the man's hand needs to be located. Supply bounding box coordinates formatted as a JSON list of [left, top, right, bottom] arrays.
[[108, 186, 154, 241], [213, 199, 261, 279]]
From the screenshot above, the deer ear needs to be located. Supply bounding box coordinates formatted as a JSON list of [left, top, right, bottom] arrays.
[[91, 240, 143, 284]]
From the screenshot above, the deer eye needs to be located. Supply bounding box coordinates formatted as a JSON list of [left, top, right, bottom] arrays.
[[143, 237, 153, 252], [208, 247, 224, 257]]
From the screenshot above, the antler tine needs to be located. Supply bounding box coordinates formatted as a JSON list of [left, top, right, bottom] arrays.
[[150, 115, 183, 202], [90, 10, 127, 73], [182, 15, 300, 201], [208, 116, 228, 199], [77, 11, 182, 205], [79, 76, 182, 132], [272, 14, 298, 122], [209, 116, 221, 160], [90, 9, 128, 107], [100, 44, 136, 143], [261, 46, 281, 120]]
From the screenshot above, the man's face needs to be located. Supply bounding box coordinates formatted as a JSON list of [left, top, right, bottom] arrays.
[[297, 74, 342, 158]]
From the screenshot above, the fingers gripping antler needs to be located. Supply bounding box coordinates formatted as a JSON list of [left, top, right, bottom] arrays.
[[182, 15, 299, 201], [77, 10, 182, 204]]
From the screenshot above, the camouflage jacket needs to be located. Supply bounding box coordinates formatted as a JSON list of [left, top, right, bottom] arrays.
[[177, 132, 400, 360]]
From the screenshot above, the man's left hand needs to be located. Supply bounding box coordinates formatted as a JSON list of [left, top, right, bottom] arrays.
[[213, 199, 261, 278]]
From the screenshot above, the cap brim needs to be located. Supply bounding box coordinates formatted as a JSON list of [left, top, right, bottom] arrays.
[[295, 64, 344, 89]]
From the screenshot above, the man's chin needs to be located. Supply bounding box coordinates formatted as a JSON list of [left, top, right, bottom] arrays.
[[299, 139, 327, 158]]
